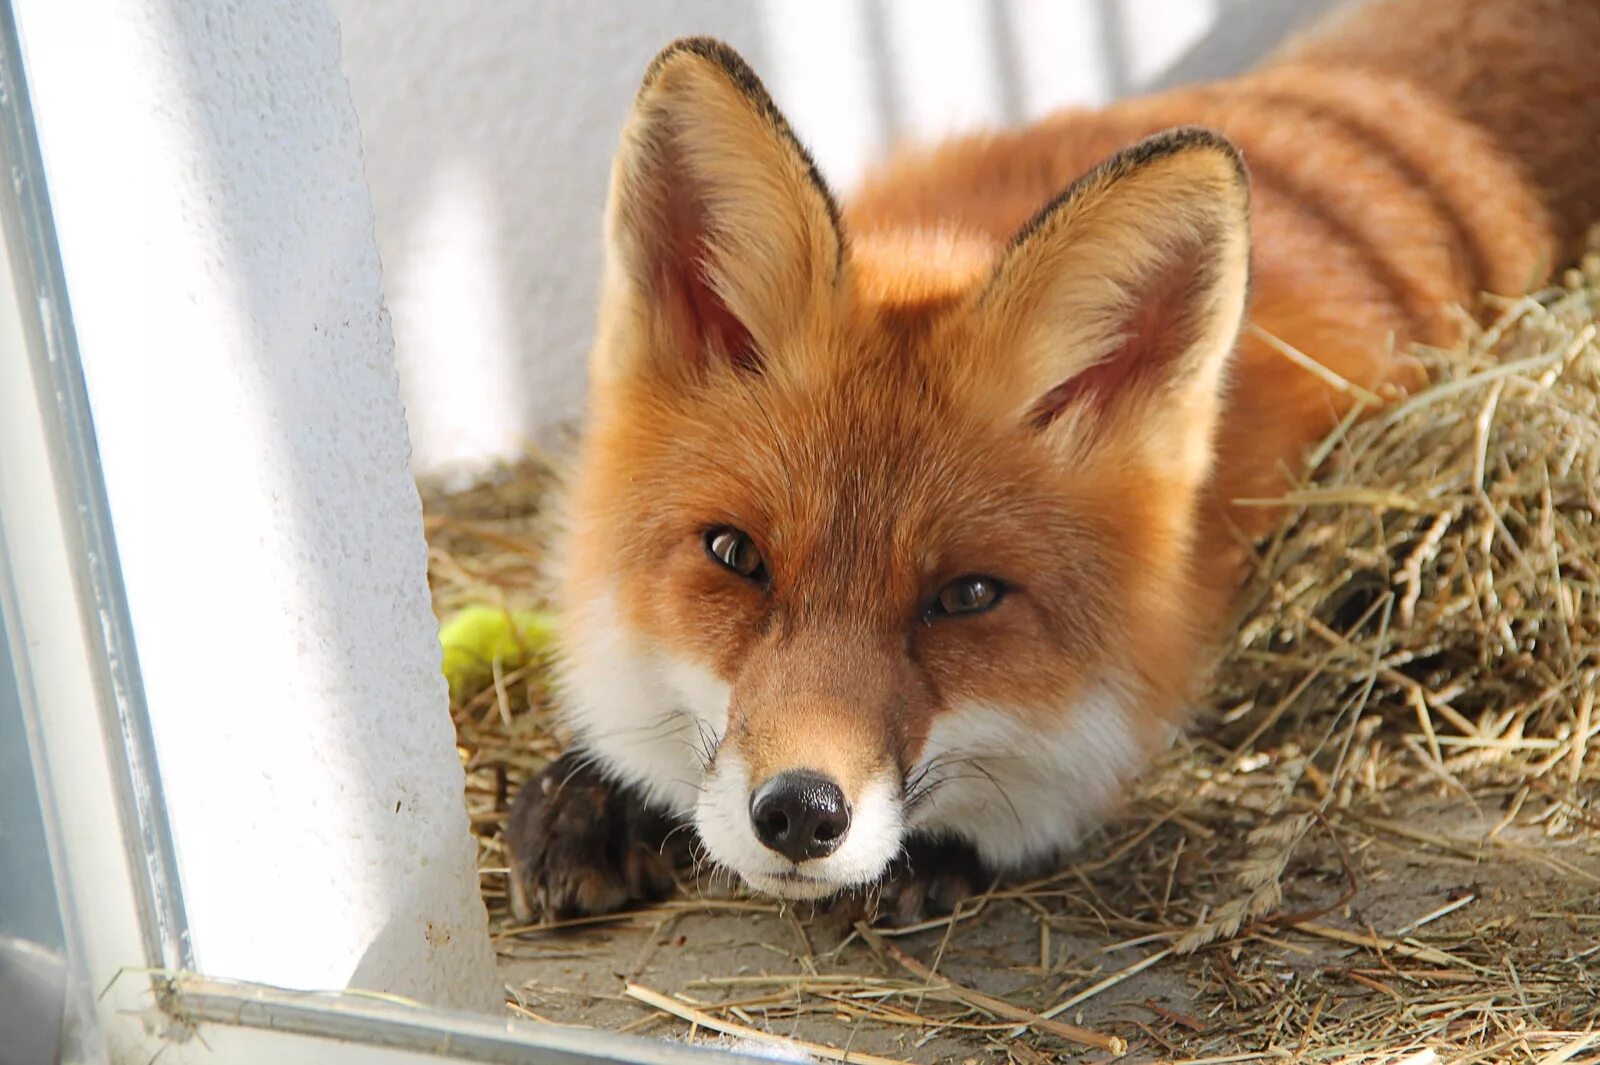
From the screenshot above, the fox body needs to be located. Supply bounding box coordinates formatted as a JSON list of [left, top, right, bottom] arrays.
[[508, 0, 1600, 919]]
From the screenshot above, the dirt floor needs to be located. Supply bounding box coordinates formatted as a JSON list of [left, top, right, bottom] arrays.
[[425, 271, 1600, 1063], [482, 759, 1599, 1064]]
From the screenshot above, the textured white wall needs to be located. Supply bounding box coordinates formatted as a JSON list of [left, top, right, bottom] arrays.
[[333, 0, 1245, 481], [14, 0, 498, 1010]]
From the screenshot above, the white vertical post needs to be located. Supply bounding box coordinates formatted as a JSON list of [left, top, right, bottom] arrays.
[[11, 0, 498, 1010]]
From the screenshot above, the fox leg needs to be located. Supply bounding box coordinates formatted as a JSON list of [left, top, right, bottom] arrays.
[[505, 751, 691, 921]]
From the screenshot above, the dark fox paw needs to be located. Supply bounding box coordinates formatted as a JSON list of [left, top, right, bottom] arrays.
[[828, 835, 988, 925], [874, 835, 988, 923], [504, 751, 691, 922]]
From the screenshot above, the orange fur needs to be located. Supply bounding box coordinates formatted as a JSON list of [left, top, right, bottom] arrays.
[[547, 3, 1600, 896]]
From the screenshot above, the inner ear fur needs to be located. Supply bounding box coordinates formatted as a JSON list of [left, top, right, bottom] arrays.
[[596, 38, 845, 388], [974, 127, 1253, 465]]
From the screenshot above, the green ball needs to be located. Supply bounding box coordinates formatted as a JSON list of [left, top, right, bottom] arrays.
[[438, 604, 557, 697]]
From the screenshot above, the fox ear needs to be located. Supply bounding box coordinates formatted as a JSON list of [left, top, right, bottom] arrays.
[[977, 128, 1251, 484], [594, 38, 845, 389]]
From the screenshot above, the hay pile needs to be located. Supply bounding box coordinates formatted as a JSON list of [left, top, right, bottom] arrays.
[[1183, 249, 1600, 952], [423, 252, 1599, 1063], [1220, 253, 1599, 780]]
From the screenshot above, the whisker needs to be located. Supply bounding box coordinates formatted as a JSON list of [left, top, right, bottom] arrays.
[[966, 761, 1024, 831], [901, 751, 978, 796], [578, 706, 686, 742], [658, 820, 699, 854], [692, 717, 722, 767], [553, 750, 606, 792], [668, 735, 712, 771]]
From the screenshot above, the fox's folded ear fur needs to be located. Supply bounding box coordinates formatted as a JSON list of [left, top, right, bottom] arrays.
[[595, 38, 845, 389], [976, 127, 1251, 486]]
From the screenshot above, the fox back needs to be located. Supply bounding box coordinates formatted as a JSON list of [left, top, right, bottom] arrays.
[[546, 0, 1600, 900]]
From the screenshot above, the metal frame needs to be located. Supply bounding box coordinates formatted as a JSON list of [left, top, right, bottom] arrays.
[[0, 0, 192, 982]]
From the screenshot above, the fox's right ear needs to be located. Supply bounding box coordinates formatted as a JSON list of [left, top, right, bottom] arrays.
[[592, 38, 845, 390]]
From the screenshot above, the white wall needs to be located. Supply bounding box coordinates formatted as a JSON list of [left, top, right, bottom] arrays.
[[332, 0, 1276, 482], [14, 0, 498, 1011]]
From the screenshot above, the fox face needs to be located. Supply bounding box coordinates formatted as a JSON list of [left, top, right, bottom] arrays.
[[552, 39, 1252, 899]]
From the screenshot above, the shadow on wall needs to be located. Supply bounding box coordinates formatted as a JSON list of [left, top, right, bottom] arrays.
[[331, 0, 1334, 483], [330, 1, 773, 485]]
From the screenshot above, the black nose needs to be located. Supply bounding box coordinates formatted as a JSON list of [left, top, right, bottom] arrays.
[[749, 771, 850, 863]]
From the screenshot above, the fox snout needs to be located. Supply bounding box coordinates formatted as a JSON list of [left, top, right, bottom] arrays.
[[693, 634, 919, 898], [697, 744, 907, 899]]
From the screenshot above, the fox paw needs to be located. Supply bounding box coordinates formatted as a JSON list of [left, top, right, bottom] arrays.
[[875, 835, 988, 923], [504, 751, 690, 922], [826, 835, 987, 925]]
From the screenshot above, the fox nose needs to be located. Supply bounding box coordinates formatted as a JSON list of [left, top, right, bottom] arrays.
[[749, 771, 850, 863]]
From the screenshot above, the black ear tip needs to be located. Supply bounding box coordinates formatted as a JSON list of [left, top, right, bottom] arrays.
[[1124, 126, 1247, 183], [642, 37, 762, 97], [632, 35, 845, 247], [1006, 125, 1249, 253]]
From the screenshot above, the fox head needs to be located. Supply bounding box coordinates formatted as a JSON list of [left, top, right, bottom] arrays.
[[553, 39, 1251, 898]]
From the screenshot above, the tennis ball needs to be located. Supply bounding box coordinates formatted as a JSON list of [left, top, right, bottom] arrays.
[[438, 604, 557, 697]]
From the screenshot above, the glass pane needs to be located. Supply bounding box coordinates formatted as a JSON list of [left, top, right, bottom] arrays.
[[0, 603, 105, 1065], [0, 607, 69, 1065]]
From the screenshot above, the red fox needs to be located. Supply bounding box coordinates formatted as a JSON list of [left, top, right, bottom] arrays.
[[507, 0, 1600, 921]]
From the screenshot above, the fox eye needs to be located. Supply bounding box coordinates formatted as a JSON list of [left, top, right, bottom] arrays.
[[704, 527, 766, 580], [933, 575, 1003, 616]]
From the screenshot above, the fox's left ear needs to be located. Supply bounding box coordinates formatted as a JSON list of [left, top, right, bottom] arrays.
[[593, 38, 845, 390], [976, 128, 1251, 486]]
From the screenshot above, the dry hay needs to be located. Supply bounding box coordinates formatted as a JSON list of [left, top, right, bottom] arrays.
[[423, 251, 1600, 1063]]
